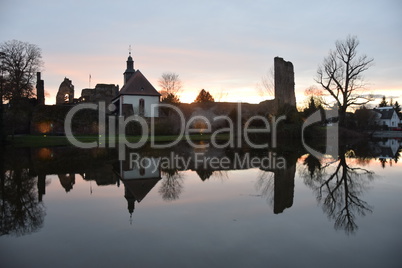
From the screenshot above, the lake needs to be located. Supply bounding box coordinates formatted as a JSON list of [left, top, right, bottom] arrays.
[[1, 139, 401, 268]]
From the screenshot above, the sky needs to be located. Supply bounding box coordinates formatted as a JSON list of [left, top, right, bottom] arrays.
[[1, 0, 401, 107]]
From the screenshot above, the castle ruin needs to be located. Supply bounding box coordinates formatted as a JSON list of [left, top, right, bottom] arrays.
[[80, 84, 119, 105], [55, 77, 118, 105], [56, 77, 74, 104], [274, 57, 296, 109], [36, 72, 45, 105]]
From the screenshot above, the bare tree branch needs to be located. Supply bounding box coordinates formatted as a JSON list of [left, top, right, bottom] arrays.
[[315, 35, 374, 124], [158, 72, 182, 100]]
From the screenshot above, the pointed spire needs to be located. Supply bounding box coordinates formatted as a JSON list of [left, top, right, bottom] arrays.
[[124, 45, 135, 85]]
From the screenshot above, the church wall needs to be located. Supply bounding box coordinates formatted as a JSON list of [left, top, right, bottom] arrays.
[[123, 95, 160, 117], [122, 158, 160, 180]]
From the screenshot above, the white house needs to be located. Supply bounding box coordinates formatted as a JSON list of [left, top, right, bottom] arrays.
[[376, 139, 400, 159], [112, 52, 161, 117], [373, 107, 401, 129]]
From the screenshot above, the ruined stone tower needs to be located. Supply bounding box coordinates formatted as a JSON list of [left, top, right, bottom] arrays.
[[274, 57, 296, 108], [56, 77, 74, 104], [36, 72, 45, 105]]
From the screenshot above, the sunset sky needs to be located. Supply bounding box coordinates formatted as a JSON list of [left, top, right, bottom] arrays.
[[1, 0, 401, 107]]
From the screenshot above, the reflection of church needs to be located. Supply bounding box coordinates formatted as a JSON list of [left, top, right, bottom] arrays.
[[115, 156, 162, 218]]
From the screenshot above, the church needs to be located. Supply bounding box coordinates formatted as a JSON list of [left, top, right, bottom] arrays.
[[112, 51, 161, 117]]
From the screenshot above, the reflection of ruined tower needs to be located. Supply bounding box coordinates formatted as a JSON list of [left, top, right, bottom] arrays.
[[273, 152, 297, 214], [273, 163, 295, 214], [56, 77, 74, 104], [37, 174, 46, 202], [36, 72, 45, 105], [274, 57, 296, 108]]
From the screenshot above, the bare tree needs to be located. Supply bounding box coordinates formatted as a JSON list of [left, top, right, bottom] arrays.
[[0, 40, 43, 101], [158, 72, 182, 101], [215, 89, 228, 102], [257, 66, 274, 98], [315, 35, 374, 125], [0, 40, 43, 139]]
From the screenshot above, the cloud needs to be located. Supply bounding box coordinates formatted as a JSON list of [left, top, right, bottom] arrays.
[[360, 94, 401, 100]]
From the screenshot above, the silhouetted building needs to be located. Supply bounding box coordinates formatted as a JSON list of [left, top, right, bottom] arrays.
[[36, 72, 45, 105], [79, 84, 119, 105], [373, 107, 401, 128], [56, 77, 75, 104], [274, 57, 296, 109]]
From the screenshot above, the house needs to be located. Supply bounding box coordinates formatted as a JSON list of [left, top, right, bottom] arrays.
[[373, 107, 401, 129], [112, 52, 161, 117]]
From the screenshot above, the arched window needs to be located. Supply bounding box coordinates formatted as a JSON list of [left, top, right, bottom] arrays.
[[64, 93, 70, 103], [139, 98, 145, 115]]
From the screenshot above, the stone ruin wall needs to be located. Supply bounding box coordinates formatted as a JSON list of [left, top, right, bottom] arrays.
[[55, 77, 74, 105], [80, 84, 119, 105], [55, 78, 118, 105]]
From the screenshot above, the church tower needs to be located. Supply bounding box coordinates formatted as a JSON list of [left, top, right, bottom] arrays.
[[123, 49, 135, 85]]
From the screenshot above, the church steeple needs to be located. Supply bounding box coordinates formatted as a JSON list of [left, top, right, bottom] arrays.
[[124, 46, 135, 85]]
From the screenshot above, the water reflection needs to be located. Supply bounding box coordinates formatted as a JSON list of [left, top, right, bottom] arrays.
[[0, 139, 401, 236], [301, 147, 375, 234], [256, 151, 298, 214], [0, 149, 45, 236], [159, 169, 184, 201], [117, 155, 162, 220]]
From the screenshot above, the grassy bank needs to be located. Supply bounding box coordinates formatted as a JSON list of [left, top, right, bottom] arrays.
[[6, 133, 231, 147]]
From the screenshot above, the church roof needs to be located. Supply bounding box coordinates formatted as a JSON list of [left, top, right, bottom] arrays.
[[119, 70, 161, 97], [121, 177, 161, 203]]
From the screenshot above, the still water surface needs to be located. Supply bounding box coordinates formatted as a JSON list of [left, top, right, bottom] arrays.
[[1, 141, 402, 268]]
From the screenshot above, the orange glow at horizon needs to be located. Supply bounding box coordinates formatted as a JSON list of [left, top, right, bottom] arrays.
[[40, 51, 401, 106]]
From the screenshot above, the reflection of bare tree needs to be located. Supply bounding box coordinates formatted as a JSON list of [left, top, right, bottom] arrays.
[[255, 171, 275, 207], [0, 168, 45, 236], [211, 170, 229, 181], [158, 169, 184, 201], [302, 149, 374, 234]]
